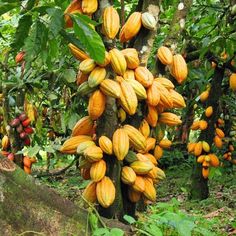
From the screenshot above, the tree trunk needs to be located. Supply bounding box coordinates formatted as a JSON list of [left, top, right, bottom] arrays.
[[189, 66, 225, 200]]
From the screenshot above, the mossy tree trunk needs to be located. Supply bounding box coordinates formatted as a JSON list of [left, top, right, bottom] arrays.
[[189, 66, 225, 200]]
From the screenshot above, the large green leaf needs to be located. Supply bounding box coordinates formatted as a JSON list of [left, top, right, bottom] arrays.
[[11, 14, 32, 51], [0, 2, 19, 15], [47, 8, 64, 37], [71, 14, 105, 64]]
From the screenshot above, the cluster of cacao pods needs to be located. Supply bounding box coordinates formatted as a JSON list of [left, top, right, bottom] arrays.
[[9, 112, 34, 146]]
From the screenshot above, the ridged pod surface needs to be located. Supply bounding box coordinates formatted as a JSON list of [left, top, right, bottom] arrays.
[[122, 48, 140, 69], [146, 105, 158, 128], [96, 176, 115, 208], [141, 12, 156, 30], [194, 142, 203, 156], [79, 59, 96, 74], [159, 139, 172, 149], [1, 135, 10, 150], [90, 159, 106, 182], [142, 152, 157, 165], [135, 67, 154, 88], [68, 43, 89, 61], [100, 79, 121, 98], [158, 112, 182, 126], [215, 128, 225, 138], [81, 0, 98, 14], [126, 79, 147, 100], [209, 153, 219, 167], [143, 177, 156, 201], [169, 89, 186, 108], [119, 80, 138, 115], [77, 141, 95, 155], [98, 136, 113, 155], [139, 119, 150, 138], [157, 46, 173, 65], [113, 128, 129, 160], [88, 67, 106, 88], [109, 48, 127, 75], [84, 145, 103, 162], [123, 124, 147, 151], [97, 51, 111, 67], [77, 81, 96, 96], [119, 12, 142, 42], [128, 187, 141, 202], [147, 82, 160, 106], [155, 81, 173, 109], [155, 77, 174, 89], [229, 73, 236, 91], [199, 120, 208, 130], [171, 54, 188, 84], [214, 135, 223, 148], [121, 166, 137, 185], [124, 69, 135, 80], [148, 166, 165, 180], [82, 181, 97, 203], [102, 6, 120, 39], [88, 90, 106, 120], [72, 116, 94, 136], [130, 160, 153, 175], [132, 176, 145, 192], [60, 135, 92, 154]]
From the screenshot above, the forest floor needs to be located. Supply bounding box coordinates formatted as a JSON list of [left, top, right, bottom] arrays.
[[37, 162, 236, 236]]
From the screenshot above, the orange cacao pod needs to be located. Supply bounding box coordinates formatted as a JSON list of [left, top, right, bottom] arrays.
[[209, 153, 219, 167], [98, 136, 113, 155], [154, 77, 174, 89], [169, 89, 186, 108], [109, 48, 127, 76], [158, 112, 182, 126], [68, 43, 89, 61], [143, 177, 156, 201], [121, 166, 137, 185], [159, 139, 172, 149], [157, 46, 173, 65], [122, 48, 140, 69], [79, 58, 96, 74], [100, 79, 121, 98], [229, 73, 236, 91], [205, 106, 213, 118], [83, 181, 97, 203], [154, 145, 163, 160], [214, 136, 223, 148], [130, 160, 153, 175], [88, 67, 107, 88], [146, 105, 158, 128], [215, 128, 225, 138], [90, 159, 106, 182], [128, 187, 141, 202], [72, 116, 94, 136], [134, 66, 154, 88], [81, 0, 98, 14], [147, 82, 160, 106], [97, 51, 111, 67], [139, 119, 150, 138], [132, 175, 145, 192], [84, 145, 103, 162], [202, 168, 209, 179]]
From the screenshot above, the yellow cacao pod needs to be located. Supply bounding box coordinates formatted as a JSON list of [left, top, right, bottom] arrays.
[[169, 89, 186, 108], [123, 124, 147, 151], [88, 67, 107, 88], [130, 160, 153, 175], [119, 80, 138, 115], [202, 141, 210, 153], [128, 187, 141, 202], [142, 152, 157, 166], [82, 0, 98, 14], [77, 141, 96, 155], [194, 142, 203, 156], [1, 135, 10, 150], [155, 81, 173, 109], [118, 108, 126, 123], [121, 166, 137, 185], [113, 128, 129, 161], [205, 106, 213, 118], [187, 143, 196, 153], [145, 138, 156, 153], [141, 12, 156, 30], [119, 12, 142, 42], [202, 168, 209, 179], [68, 43, 89, 61], [214, 135, 223, 148], [146, 105, 158, 128], [109, 48, 127, 76], [98, 136, 113, 155], [100, 79, 121, 98], [72, 116, 94, 136], [126, 79, 147, 100], [64, 0, 82, 28], [199, 120, 208, 130], [132, 175, 145, 192], [84, 145, 103, 162], [154, 145, 163, 160], [97, 51, 111, 67], [83, 181, 97, 203], [90, 159, 106, 182], [139, 119, 150, 138], [79, 58, 96, 74], [147, 82, 160, 106], [159, 139, 172, 149], [154, 77, 174, 89], [215, 128, 225, 138], [123, 69, 135, 80], [190, 121, 200, 130], [199, 90, 209, 102], [170, 54, 188, 84], [209, 153, 219, 167], [134, 66, 154, 88], [88, 90, 106, 120], [96, 176, 115, 208], [143, 177, 156, 201], [136, 153, 149, 162], [197, 155, 205, 163], [102, 6, 120, 39], [148, 166, 165, 180], [122, 48, 140, 69], [157, 46, 173, 65], [158, 112, 182, 126], [60, 135, 92, 154], [229, 73, 236, 91]]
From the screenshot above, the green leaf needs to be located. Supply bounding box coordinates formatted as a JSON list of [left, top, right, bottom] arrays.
[[62, 69, 76, 83], [89, 212, 99, 232], [24, 20, 48, 63], [71, 14, 105, 63], [0, 3, 19, 15], [92, 228, 110, 236], [27, 145, 41, 157], [47, 8, 64, 37], [109, 228, 124, 236], [11, 14, 32, 51], [123, 215, 136, 224], [143, 225, 163, 236]]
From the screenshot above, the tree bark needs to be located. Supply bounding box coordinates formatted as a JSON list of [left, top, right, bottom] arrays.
[[189, 66, 225, 200]]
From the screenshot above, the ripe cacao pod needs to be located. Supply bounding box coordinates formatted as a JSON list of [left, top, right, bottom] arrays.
[[139, 119, 150, 138], [190, 121, 200, 130], [81, 0, 98, 14], [141, 12, 156, 30], [118, 108, 126, 123], [142, 153, 157, 165], [147, 82, 160, 106], [130, 160, 153, 175], [88, 90, 106, 120], [88, 67, 107, 88], [205, 106, 213, 118], [23, 156, 32, 168], [215, 128, 225, 138], [157, 46, 173, 65], [76, 71, 88, 85], [229, 73, 236, 91], [199, 120, 208, 130], [68, 43, 89, 61], [202, 141, 210, 153], [83, 181, 97, 203], [194, 142, 203, 156], [126, 79, 147, 100], [84, 145, 103, 162], [90, 159, 106, 182], [100, 79, 121, 98], [199, 90, 209, 102], [154, 77, 174, 89], [102, 6, 120, 39], [143, 177, 156, 201], [81, 168, 90, 180], [122, 48, 140, 69], [97, 51, 111, 67], [113, 128, 129, 161], [119, 12, 142, 42], [132, 175, 145, 192], [128, 187, 141, 202], [109, 48, 127, 76], [209, 153, 219, 167], [159, 139, 172, 149], [64, 0, 82, 28], [124, 69, 135, 80], [155, 81, 173, 109], [214, 135, 223, 148], [158, 112, 182, 126], [15, 51, 25, 64], [72, 116, 94, 136], [98, 136, 113, 155], [121, 166, 137, 185], [169, 89, 186, 108], [154, 145, 163, 160], [202, 167, 209, 179], [134, 67, 154, 88], [77, 141, 96, 155], [146, 105, 158, 128], [96, 176, 115, 208]]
